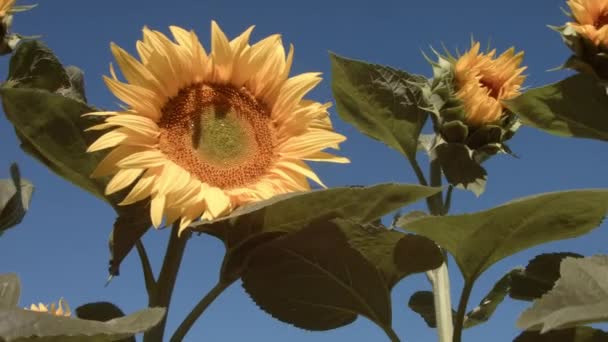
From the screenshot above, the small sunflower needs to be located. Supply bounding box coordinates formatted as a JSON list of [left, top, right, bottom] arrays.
[[453, 41, 526, 126], [0, 0, 14, 17], [567, 0, 608, 47], [87, 22, 348, 233], [27, 298, 71, 317]]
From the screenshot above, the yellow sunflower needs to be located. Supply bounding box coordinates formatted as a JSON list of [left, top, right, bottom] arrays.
[[453, 41, 526, 126], [0, 0, 14, 17], [86, 22, 348, 233], [27, 298, 71, 317], [567, 0, 608, 47]]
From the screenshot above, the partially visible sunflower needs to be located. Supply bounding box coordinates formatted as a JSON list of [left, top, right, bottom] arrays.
[[87, 22, 348, 233], [453, 41, 526, 126], [566, 0, 608, 47], [0, 0, 14, 17], [26, 298, 71, 317]]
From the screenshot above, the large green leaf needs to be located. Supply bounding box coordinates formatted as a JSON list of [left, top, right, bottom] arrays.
[[241, 221, 391, 331], [401, 190, 608, 282], [1, 88, 106, 201], [0, 273, 164, 341], [505, 74, 608, 142], [0, 307, 165, 342], [514, 327, 608, 342], [0, 274, 20, 309], [0, 164, 33, 234], [517, 255, 608, 333], [510, 252, 583, 301], [330, 53, 428, 161], [193, 184, 441, 282]]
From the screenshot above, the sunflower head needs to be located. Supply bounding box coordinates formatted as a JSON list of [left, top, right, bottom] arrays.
[[26, 298, 71, 317], [417, 41, 525, 163], [86, 22, 348, 234], [557, 0, 608, 81]]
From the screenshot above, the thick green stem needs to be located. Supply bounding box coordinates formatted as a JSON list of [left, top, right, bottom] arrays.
[[427, 157, 444, 215], [170, 279, 234, 342], [453, 281, 474, 342], [424, 157, 453, 342], [144, 224, 190, 342]]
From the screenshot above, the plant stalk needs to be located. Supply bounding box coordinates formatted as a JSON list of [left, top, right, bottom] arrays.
[[424, 157, 454, 342], [453, 281, 473, 342], [170, 279, 234, 342], [382, 324, 402, 342], [144, 224, 190, 342]]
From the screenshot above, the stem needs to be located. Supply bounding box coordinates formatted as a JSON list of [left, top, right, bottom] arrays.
[[170, 279, 234, 342], [381, 325, 401, 342], [144, 224, 190, 342], [453, 281, 474, 342], [135, 240, 156, 299], [427, 157, 444, 215], [424, 157, 454, 342], [408, 157, 428, 186], [442, 186, 454, 215]]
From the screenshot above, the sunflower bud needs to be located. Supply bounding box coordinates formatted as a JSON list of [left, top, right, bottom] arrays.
[[556, 0, 608, 83], [415, 41, 526, 194]]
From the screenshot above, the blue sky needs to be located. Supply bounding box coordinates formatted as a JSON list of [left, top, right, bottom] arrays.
[[1, 0, 607, 341]]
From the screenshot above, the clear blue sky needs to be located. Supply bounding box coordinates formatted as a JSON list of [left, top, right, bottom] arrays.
[[1, 0, 606, 341]]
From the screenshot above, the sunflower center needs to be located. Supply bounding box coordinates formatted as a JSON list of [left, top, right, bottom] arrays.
[[479, 76, 501, 99], [158, 83, 276, 189], [595, 12, 608, 28]]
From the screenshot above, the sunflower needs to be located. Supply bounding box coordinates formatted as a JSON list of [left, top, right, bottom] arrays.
[[0, 0, 14, 17], [27, 298, 71, 317], [86, 22, 348, 233], [453, 41, 526, 126], [567, 0, 608, 47]]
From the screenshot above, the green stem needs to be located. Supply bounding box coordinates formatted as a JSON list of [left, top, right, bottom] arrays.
[[135, 240, 156, 299], [144, 224, 190, 342], [170, 279, 234, 342], [442, 186, 454, 215], [408, 157, 428, 186], [381, 325, 401, 342], [453, 281, 474, 342], [427, 157, 444, 215], [424, 157, 453, 342]]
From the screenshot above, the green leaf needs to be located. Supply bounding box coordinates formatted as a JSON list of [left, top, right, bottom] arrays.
[[0, 307, 165, 342], [505, 74, 608, 142], [0, 274, 20, 309], [401, 190, 608, 283], [435, 143, 487, 196], [408, 291, 454, 328], [76, 302, 135, 342], [1, 88, 106, 202], [518, 255, 608, 333], [330, 53, 428, 161], [339, 220, 443, 289], [0, 164, 33, 233], [514, 327, 608, 342], [193, 184, 441, 282], [510, 253, 583, 301], [7, 40, 70, 92], [241, 221, 391, 331], [463, 268, 524, 329], [108, 201, 152, 276]]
